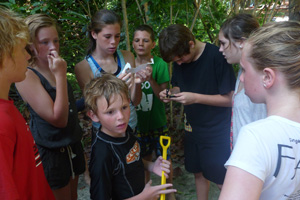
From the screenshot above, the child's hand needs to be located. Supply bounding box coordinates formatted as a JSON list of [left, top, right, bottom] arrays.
[[159, 89, 172, 103], [151, 156, 171, 178], [169, 92, 195, 105], [135, 66, 152, 83], [119, 72, 133, 90], [140, 180, 176, 200], [48, 50, 67, 77]]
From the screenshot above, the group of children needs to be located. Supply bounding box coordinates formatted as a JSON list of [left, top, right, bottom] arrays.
[[1, 6, 300, 200]]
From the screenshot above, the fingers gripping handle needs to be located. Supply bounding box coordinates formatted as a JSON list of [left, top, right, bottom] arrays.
[[160, 136, 171, 200]]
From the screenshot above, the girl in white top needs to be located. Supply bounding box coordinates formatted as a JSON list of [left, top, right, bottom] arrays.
[[219, 21, 300, 200], [219, 14, 267, 149]]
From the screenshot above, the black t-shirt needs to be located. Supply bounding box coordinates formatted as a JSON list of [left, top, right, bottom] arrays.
[[89, 127, 145, 200], [171, 43, 236, 141]]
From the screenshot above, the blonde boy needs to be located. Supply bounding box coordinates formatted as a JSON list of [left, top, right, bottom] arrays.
[[0, 7, 54, 199], [84, 74, 176, 199]]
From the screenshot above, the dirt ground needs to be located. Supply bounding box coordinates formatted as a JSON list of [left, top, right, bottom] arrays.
[[77, 160, 221, 200]]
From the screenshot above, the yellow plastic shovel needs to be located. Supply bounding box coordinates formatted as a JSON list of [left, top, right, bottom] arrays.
[[160, 136, 171, 200]]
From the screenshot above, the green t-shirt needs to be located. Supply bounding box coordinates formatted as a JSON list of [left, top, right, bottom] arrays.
[[136, 56, 170, 132]]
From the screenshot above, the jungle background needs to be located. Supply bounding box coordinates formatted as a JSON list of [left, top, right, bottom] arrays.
[[3, 0, 299, 199]]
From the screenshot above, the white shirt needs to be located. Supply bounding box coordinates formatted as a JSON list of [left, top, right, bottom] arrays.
[[226, 116, 300, 199]]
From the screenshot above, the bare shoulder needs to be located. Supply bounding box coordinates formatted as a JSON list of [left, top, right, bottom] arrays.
[[75, 59, 93, 77], [15, 68, 43, 102], [75, 59, 89, 71], [17, 68, 39, 86], [74, 59, 94, 91]]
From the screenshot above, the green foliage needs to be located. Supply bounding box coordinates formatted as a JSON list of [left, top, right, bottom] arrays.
[[67, 72, 81, 98], [4, 0, 288, 98]]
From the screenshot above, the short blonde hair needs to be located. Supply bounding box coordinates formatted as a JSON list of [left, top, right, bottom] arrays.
[[84, 74, 129, 114], [0, 7, 29, 68], [247, 21, 300, 90]]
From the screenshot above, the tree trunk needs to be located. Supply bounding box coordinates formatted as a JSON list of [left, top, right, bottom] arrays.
[[144, 1, 149, 23], [289, 0, 300, 21], [234, 0, 241, 14], [135, 0, 146, 24], [121, 0, 130, 51], [190, 0, 201, 31]]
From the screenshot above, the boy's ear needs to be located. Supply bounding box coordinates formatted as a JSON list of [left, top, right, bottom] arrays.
[[151, 41, 156, 49], [87, 110, 100, 123], [189, 41, 195, 49]]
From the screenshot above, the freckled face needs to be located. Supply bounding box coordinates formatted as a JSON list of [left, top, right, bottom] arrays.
[[219, 31, 242, 64], [33, 26, 59, 63], [95, 93, 130, 137]]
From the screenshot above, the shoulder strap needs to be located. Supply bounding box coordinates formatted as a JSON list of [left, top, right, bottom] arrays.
[[85, 55, 103, 77], [116, 50, 126, 77]]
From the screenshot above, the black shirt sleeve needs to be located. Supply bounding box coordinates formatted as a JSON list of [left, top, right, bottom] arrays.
[[89, 142, 114, 200]]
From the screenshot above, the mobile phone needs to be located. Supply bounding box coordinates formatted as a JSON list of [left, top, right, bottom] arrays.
[[166, 89, 176, 98], [121, 63, 131, 74]]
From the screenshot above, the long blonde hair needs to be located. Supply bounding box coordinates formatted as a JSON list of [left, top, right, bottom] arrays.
[[247, 21, 300, 90]]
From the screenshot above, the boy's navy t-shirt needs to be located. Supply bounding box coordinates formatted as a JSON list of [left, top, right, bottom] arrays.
[[171, 43, 236, 141], [89, 127, 145, 200]]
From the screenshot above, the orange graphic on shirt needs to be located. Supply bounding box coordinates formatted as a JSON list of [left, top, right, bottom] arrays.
[[126, 141, 141, 164]]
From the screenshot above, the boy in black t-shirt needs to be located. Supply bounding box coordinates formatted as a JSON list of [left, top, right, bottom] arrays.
[[158, 24, 236, 200], [84, 74, 176, 200]]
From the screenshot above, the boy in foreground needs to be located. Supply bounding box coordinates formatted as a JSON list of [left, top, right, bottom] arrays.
[[84, 74, 176, 199], [0, 7, 54, 199]]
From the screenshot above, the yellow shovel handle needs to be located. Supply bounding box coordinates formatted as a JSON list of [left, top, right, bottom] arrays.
[[160, 136, 171, 200]]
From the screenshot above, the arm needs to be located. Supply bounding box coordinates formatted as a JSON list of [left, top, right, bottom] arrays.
[[145, 57, 170, 100], [16, 51, 69, 127], [74, 60, 94, 92], [89, 144, 113, 200], [169, 90, 234, 107], [150, 79, 168, 100], [219, 166, 263, 200], [122, 50, 142, 106], [136, 66, 168, 100], [0, 121, 19, 199]]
